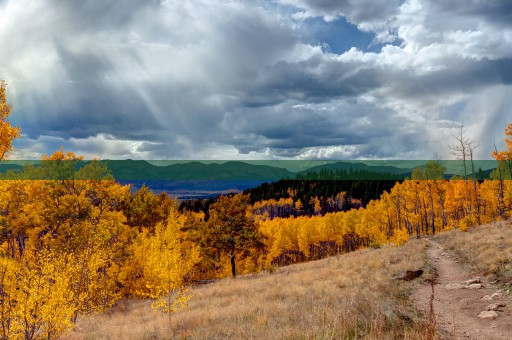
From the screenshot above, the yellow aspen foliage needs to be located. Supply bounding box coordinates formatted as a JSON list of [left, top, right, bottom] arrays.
[[297, 218, 312, 258], [492, 121, 512, 162], [322, 212, 343, 243], [294, 198, 303, 212], [0, 256, 18, 339], [18, 252, 77, 339], [458, 215, 477, 232], [0, 251, 77, 339], [359, 203, 387, 246], [65, 230, 124, 319], [127, 206, 201, 314], [390, 227, 409, 246], [491, 121, 512, 218], [310, 196, 322, 215]]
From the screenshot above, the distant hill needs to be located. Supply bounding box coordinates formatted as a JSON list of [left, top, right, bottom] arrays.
[[0, 163, 23, 173], [107, 160, 294, 181], [105, 160, 415, 181]]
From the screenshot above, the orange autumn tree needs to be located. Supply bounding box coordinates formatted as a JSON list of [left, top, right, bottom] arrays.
[[0, 80, 21, 160], [0, 149, 132, 338], [126, 205, 201, 328], [0, 250, 77, 339], [491, 121, 512, 217], [492, 121, 512, 169]]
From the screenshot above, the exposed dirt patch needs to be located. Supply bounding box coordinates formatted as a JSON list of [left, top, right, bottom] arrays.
[[413, 239, 512, 339]]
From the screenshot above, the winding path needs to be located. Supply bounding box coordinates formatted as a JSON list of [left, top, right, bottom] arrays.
[[412, 239, 512, 339]]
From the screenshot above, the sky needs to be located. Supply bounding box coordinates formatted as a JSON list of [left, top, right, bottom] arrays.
[[1, 0, 512, 160]]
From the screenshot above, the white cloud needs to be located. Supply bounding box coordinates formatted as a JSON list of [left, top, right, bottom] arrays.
[[296, 145, 359, 159]]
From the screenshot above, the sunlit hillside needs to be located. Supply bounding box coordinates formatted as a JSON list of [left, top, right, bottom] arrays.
[[65, 239, 431, 339]]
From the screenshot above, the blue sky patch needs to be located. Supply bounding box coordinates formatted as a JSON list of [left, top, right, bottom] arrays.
[[301, 17, 377, 54]]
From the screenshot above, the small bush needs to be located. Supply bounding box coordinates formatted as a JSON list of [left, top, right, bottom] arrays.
[[391, 228, 409, 246], [459, 215, 477, 232]]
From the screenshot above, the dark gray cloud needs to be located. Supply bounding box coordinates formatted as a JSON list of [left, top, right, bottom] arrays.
[[214, 98, 434, 159], [243, 56, 381, 106], [373, 58, 512, 105], [50, 0, 161, 31], [427, 0, 512, 27]]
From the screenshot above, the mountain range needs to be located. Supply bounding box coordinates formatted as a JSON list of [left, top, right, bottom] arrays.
[[0, 159, 497, 181]]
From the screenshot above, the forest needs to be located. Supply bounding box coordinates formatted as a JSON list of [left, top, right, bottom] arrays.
[[1, 79, 512, 338]]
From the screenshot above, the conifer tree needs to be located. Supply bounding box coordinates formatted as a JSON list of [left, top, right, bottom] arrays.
[[205, 194, 263, 278]]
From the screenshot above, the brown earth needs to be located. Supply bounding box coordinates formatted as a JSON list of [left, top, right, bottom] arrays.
[[413, 239, 512, 339]]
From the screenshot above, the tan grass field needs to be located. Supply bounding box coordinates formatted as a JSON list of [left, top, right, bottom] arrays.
[[64, 239, 432, 339]]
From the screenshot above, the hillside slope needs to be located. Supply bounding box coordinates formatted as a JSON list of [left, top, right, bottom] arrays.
[[66, 240, 431, 339], [64, 221, 512, 339]]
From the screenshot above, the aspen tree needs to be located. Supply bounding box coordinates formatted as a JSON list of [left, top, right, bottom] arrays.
[[0, 80, 21, 160]]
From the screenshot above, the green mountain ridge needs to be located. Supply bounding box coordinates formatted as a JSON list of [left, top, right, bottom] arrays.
[[0, 159, 498, 181]]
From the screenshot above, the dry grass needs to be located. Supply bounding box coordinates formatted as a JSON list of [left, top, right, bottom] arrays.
[[433, 220, 512, 287], [64, 239, 432, 339]]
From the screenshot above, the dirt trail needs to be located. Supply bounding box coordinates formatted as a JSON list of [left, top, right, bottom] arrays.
[[413, 239, 512, 339]]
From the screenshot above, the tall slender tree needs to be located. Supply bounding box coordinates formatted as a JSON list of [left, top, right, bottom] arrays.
[[450, 125, 480, 218], [491, 121, 512, 218]]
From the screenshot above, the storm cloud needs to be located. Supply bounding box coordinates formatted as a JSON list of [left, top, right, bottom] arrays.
[[1, 0, 511, 160]]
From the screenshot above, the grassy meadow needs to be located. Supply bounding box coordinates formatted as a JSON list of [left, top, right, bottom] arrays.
[[65, 239, 432, 339]]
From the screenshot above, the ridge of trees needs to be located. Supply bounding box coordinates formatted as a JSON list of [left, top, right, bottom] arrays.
[[245, 179, 398, 209]]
